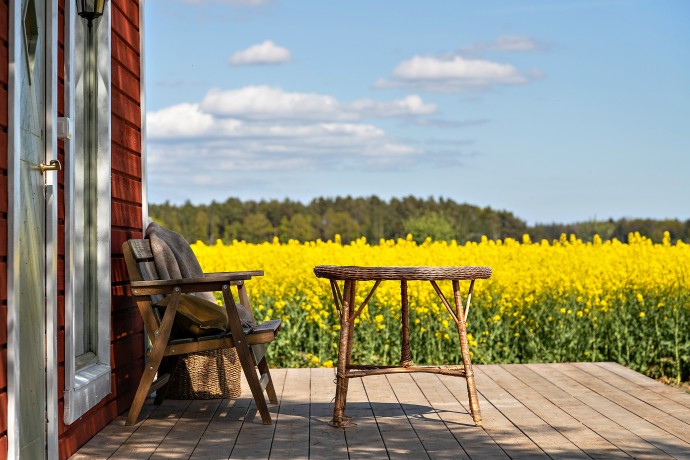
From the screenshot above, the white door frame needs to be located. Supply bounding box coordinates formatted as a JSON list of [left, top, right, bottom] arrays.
[[7, 0, 59, 458]]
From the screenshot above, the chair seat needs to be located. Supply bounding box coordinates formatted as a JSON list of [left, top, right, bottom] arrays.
[[171, 319, 282, 344]]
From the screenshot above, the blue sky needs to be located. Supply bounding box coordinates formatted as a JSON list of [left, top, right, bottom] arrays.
[[144, 0, 690, 225]]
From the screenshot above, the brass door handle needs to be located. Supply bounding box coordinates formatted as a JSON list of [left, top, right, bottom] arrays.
[[39, 159, 62, 174]]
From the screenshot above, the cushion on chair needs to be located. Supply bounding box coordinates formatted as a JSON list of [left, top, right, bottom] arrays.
[[156, 294, 257, 338], [145, 222, 257, 337], [156, 294, 227, 337]]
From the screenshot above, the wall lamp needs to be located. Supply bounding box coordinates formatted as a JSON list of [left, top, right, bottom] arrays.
[[76, 0, 107, 25]]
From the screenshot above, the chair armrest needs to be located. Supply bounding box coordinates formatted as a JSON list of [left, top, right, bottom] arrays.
[[205, 271, 264, 278], [130, 271, 262, 296]]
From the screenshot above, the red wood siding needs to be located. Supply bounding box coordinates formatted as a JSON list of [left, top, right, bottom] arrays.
[[0, 0, 8, 456], [57, 0, 144, 457]]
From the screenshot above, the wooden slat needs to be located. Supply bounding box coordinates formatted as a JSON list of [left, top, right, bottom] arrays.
[[531, 363, 682, 459], [555, 363, 690, 449], [149, 400, 223, 459], [387, 373, 470, 459], [508, 364, 647, 459], [364, 374, 430, 458], [110, 399, 192, 459], [594, 362, 690, 410], [489, 364, 624, 459], [267, 368, 310, 458], [576, 363, 690, 425], [413, 373, 509, 459], [342, 376, 388, 459], [73, 364, 690, 459], [308, 368, 349, 459], [469, 368, 551, 459], [67, 403, 157, 459]]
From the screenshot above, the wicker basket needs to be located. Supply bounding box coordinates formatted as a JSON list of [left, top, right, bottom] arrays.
[[167, 348, 242, 399]]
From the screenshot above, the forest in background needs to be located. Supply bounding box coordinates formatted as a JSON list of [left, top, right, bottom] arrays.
[[149, 196, 690, 245]]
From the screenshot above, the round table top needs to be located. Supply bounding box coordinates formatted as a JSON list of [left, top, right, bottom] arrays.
[[313, 265, 492, 281]]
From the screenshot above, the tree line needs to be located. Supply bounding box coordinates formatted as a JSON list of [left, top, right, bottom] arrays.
[[149, 196, 690, 245]]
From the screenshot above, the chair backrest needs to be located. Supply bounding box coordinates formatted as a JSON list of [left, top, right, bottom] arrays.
[[123, 239, 160, 282], [123, 239, 166, 340]]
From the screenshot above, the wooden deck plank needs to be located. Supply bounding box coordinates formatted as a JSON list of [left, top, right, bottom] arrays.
[[586, 362, 690, 418], [556, 363, 690, 452], [491, 364, 629, 460], [110, 399, 192, 459], [343, 376, 389, 459], [191, 369, 287, 459], [365, 374, 430, 458], [412, 373, 510, 460], [71, 364, 690, 460], [477, 365, 590, 460], [594, 362, 690, 409], [70, 403, 158, 459], [508, 364, 646, 459], [531, 364, 670, 459], [150, 399, 222, 459], [574, 361, 690, 424], [387, 373, 471, 459], [227, 369, 287, 459], [268, 367, 311, 459], [308, 368, 349, 459], [441, 368, 548, 460]]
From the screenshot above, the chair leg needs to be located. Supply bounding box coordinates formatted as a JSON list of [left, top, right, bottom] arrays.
[[127, 354, 163, 425], [127, 289, 181, 426], [222, 284, 273, 424], [236, 343, 273, 424], [258, 356, 278, 404]]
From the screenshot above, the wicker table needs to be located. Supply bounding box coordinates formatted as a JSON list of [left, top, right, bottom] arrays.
[[313, 265, 492, 427]]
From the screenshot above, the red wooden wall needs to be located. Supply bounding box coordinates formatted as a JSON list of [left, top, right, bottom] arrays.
[[0, 1, 143, 456], [0, 0, 9, 457], [57, 0, 145, 457]]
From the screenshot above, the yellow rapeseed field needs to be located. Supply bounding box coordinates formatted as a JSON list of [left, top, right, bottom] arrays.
[[192, 232, 690, 381]]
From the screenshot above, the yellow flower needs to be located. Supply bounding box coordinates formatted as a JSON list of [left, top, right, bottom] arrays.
[[188, 230, 690, 369]]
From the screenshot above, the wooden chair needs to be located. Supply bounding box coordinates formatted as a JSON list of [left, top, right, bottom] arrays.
[[123, 239, 281, 425]]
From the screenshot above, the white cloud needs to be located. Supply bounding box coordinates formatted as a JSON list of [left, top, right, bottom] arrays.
[[224, 0, 270, 5], [229, 40, 291, 66], [200, 86, 436, 120], [375, 54, 528, 92], [146, 103, 220, 137], [462, 35, 548, 54], [147, 88, 431, 187], [493, 35, 543, 52], [181, 0, 270, 6]]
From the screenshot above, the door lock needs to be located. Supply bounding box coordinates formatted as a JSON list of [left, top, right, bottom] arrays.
[[38, 159, 62, 175]]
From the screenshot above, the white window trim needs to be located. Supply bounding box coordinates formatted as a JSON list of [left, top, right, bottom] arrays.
[[141, 0, 148, 229], [8, 0, 59, 457], [63, 1, 112, 425]]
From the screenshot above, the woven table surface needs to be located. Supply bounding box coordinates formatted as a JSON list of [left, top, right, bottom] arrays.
[[313, 265, 492, 281]]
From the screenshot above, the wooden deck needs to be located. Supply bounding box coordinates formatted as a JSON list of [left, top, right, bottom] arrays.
[[71, 363, 690, 459]]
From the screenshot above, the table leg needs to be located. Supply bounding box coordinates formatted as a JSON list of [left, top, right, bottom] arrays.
[[400, 280, 412, 367], [331, 280, 355, 427], [453, 281, 482, 426]]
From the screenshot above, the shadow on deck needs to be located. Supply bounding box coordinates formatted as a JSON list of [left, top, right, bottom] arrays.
[[71, 362, 690, 459]]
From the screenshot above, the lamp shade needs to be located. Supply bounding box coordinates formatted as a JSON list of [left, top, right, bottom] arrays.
[[76, 0, 107, 22]]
